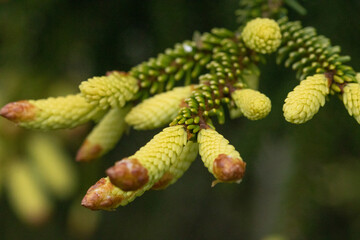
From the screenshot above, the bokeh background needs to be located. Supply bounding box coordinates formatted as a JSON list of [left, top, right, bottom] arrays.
[[1, 0, 360, 239]]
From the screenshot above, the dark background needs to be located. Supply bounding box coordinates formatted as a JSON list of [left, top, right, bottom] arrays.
[[1, 0, 360, 239]]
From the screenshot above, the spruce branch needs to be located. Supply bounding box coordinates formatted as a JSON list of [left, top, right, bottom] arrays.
[[128, 29, 234, 99], [277, 17, 356, 86], [278, 17, 360, 124], [0, 1, 360, 212], [170, 21, 278, 138]]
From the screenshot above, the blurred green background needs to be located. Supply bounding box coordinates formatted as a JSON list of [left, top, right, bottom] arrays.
[[1, 0, 360, 239]]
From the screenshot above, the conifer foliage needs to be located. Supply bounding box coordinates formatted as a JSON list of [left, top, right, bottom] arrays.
[[1, 0, 359, 210]]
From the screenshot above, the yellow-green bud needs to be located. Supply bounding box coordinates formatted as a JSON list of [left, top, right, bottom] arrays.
[[152, 141, 198, 190], [82, 140, 198, 210], [342, 83, 360, 124], [125, 85, 193, 130], [76, 106, 130, 162], [283, 74, 329, 124], [106, 125, 187, 191], [197, 128, 246, 185], [0, 94, 103, 130], [7, 161, 53, 225], [231, 89, 271, 120], [27, 134, 77, 199], [242, 18, 282, 54], [81, 177, 145, 210], [79, 71, 139, 110]]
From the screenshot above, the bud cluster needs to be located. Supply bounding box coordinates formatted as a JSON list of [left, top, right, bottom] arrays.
[[1, 1, 360, 212]]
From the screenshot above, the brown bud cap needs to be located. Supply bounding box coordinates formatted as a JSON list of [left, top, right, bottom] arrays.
[[0, 100, 36, 122], [106, 158, 148, 191], [76, 140, 103, 162], [151, 172, 173, 190], [81, 178, 124, 211], [213, 154, 246, 183]]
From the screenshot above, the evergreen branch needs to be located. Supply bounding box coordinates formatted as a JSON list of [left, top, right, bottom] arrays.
[[170, 31, 266, 138], [1, 0, 360, 213], [277, 17, 357, 95], [129, 28, 235, 100]]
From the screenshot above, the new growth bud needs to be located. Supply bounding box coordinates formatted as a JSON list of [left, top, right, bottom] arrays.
[[83, 140, 198, 210], [0, 94, 103, 130], [283, 74, 330, 124], [197, 128, 246, 185], [106, 125, 187, 191], [76, 106, 130, 162], [79, 71, 139, 110], [125, 85, 193, 130], [231, 88, 271, 120], [81, 177, 140, 210], [242, 18, 282, 54]]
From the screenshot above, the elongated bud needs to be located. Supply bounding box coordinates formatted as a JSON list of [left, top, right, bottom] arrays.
[[106, 125, 187, 191], [197, 128, 246, 186], [79, 71, 139, 110], [152, 141, 198, 190], [0, 94, 103, 130], [76, 106, 130, 162], [82, 140, 197, 210], [283, 74, 330, 124], [7, 161, 53, 225], [242, 18, 282, 54], [81, 177, 145, 210], [231, 89, 271, 120], [342, 83, 360, 124], [27, 134, 77, 199], [125, 86, 193, 130]]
